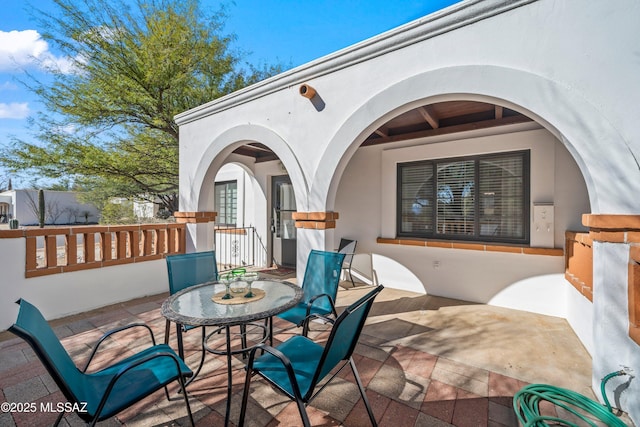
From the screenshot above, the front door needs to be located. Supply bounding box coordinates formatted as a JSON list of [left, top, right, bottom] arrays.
[[271, 175, 296, 267]]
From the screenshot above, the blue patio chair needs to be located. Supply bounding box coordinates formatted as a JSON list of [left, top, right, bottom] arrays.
[[9, 299, 194, 427], [164, 250, 218, 377], [338, 238, 358, 287], [239, 285, 384, 427], [276, 249, 345, 336]]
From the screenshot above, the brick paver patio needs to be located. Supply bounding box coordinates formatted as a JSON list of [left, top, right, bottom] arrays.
[[0, 283, 603, 426]]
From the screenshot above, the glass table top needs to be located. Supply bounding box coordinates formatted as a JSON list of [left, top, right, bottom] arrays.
[[161, 279, 303, 326]]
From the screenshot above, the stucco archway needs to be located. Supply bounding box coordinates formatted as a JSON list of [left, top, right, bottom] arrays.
[[180, 124, 307, 253], [183, 124, 308, 213], [317, 65, 640, 215]]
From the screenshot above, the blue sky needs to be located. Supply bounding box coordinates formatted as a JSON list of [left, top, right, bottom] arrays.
[[0, 0, 460, 184]]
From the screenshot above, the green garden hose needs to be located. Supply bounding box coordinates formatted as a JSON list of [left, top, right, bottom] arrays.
[[513, 371, 629, 427]]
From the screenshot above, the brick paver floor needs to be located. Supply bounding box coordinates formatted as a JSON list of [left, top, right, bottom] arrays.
[[0, 284, 608, 426]]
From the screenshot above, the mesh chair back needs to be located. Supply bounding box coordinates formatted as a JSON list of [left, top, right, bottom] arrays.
[[338, 239, 357, 264], [166, 251, 218, 295], [314, 285, 383, 391], [301, 250, 345, 313], [9, 299, 84, 403]]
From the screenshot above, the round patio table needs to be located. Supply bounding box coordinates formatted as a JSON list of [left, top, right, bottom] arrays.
[[161, 279, 303, 427]]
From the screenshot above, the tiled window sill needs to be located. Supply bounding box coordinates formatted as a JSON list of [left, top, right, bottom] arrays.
[[377, 237, 563, 256]]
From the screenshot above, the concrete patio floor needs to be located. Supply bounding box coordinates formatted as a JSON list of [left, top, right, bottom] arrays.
[[0, 280, 618, 426]]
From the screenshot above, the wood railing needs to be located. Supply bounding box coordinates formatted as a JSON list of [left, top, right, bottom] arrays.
[[565, 231, 593, 301], [15, 223, 186, 278]]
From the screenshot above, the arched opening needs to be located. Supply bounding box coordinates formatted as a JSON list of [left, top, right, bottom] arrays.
[[326, 96, 589, 303], [188, 125, 306, 269]]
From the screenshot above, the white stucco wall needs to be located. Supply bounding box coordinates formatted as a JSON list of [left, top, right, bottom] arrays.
[[177, 0, 640, 420], [0, 237, 169, 331], [592, 242, 638, 414]]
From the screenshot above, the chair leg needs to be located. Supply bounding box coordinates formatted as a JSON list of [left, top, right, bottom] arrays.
[[184, 327, 207, 387], [53, 411, 65, 427], [175, 324, 185, 360], [160, 321, 176, 406], [164, 319, 171, 344], [348, 267, 355, 287], [295, 398, 311, 427], [238, 362, 253, 427], [240, 324, 248, 358], [263, 317, 270, 354], [350, 358, 377, 426], [177, 375, 195, 427]]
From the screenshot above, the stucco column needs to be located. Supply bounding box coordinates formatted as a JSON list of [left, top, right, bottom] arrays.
[[292, 212, 339, 282], [584, 214, 640, 420], [174, 211, 217, 253]]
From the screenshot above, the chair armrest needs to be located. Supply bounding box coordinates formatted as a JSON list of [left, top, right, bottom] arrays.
[[83, 323, 156, 372], [301, 313, 336, 336], [306, 293, 337, 317], [95, 350, 189, 420], [246, 343, 306, 400], [303, 313, 336, 325]]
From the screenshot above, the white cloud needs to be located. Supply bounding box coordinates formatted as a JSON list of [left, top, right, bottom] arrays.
[[0, 81, 19, 91], [0, 30, 73, 73], [0, 102, 30, 119]]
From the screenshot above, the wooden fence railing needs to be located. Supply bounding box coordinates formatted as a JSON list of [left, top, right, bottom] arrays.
[[7, 223, 187, 278]]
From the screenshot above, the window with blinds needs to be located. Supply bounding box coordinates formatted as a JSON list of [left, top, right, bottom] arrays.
[[214, 180, 238, 226], [397, 150, 529, 243]]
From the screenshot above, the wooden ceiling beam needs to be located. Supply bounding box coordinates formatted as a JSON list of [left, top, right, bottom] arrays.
[[418, 106, 439, 129], [232, 146, 260, 157], [375, 126, 389, 137], [363, 114, 533, 146], [245, 143, 273, 153]]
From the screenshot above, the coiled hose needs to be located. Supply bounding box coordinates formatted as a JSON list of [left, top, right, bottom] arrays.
[[513, 370, 629, 427]]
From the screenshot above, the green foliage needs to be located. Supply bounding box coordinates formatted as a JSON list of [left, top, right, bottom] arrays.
[[100, 200, 136, 224], [1, 0, 282, 212]]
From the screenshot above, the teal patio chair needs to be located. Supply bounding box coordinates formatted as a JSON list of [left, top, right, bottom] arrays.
[[276, 249, 345, 336], [239, 285, 383, 427], [9, 299, 194, 427], [337, 238, 358, 287], [164, 250, 218, 377]]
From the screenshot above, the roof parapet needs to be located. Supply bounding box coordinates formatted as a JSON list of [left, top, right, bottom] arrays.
[[174, 0, 537, 126]]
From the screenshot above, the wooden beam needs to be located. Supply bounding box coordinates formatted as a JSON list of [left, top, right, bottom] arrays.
[[363, 114, 533, 146], [495, 105, 503, 119], [245, 143, 274, 153], [375, 126, 389, 137], [232, 146, 260, 158], [418, 106, 439, 129]]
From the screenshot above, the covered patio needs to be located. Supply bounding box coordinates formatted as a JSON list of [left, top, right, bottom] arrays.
[[0, 0, 638, 425], [174, 0, 640, 423], [0, 280, 603, 426]]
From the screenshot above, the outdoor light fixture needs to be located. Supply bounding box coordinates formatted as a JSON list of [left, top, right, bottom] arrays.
[[299, 84, 316, 99]]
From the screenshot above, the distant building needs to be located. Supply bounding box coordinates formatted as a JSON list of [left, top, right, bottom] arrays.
[[0, 189, 99, 226], [133, 198, 159, 219]]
